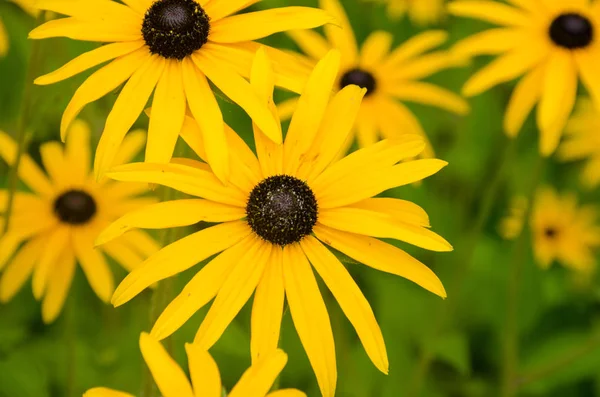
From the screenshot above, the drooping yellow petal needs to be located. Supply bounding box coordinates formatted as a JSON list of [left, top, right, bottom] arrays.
[[504, 64, 544, 137], [283, 50, 341, 175], [251, 248, 285, 363], [32, 226, 70, 300], [184, 343, 222, 397], [97, 199, 245, 246], [301, 236, 388, 374], [107, 162, 247, 206], [147, 60, 186, 164], [195, 239, 271, 349], [181, 57, 229, 183], [112, 221, 251, 307], [282, 244, 336, 397], [139, 333, 195, 397], [314, 225, 447, 298], [0, 236, 44, 302], [228, 349, 288, 397], [209, 8, 334, 43], [73, 229, 114, 303], [60, 47, 149, 142], [35, 40, 145, 85], [151, 234, 256, 340], [41, 248, 76, 323], [95, 55, 165, 179], [318, 207, 452, 251]]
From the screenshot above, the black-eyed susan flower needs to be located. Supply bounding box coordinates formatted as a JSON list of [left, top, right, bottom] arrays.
[[29, 0, 333, 182], [500, 187, 600, 273], [365, 0, 446, 25], [97, 49, 450, 397], [449, 0, 600, 156], [0, 120, 159, 323], [558, 97, 600, 189], [279, 0, 467, 157], [84, 333, 304, 397]]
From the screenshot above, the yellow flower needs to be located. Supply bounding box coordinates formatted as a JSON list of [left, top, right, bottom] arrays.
[[97, 49, 450, 397], [84, 333, 304, 397], [558, 97, 600, 189], [29, 0, 333, 181], [498, 195, 527, 240], [0, 120, 160, 323], [365, 0, 446, 25], [532, 187, 600, 272], [279, 0, 468, 157], [449, 0, 600, 156]]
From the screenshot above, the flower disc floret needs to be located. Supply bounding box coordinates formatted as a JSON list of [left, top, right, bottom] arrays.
[[340, 68, 377, 95], [53, 189, 97, 225], [142, 0, 210, 60], [246, 175, 318, 246], [550, 13, 593, 49]]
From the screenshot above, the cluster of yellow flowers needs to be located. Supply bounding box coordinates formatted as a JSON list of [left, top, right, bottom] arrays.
[[1, 0, 600, 396]]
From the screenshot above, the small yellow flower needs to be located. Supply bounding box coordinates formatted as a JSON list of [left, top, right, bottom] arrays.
[[365, 0, 446, 25], [0, 120, 160, 323], [558, 97, 600, 189], [280, 0, 468, 157], [97, 49, 450, 397], [501, 187, 600, 273], [449, 0, 600, 156], [30, 0, 333, 181], [84, 333, 304, 397]]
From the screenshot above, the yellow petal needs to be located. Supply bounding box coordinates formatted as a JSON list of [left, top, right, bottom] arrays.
[[301, 236, 388, 373], [283, 50, 341, 175], [41, 248, 76, 323], [33, 0, 139, 21], [447, 1, 531, 26], [320, 0, 358, 66], [576, 49, 600, 110], [102, 240, 145, 272], [39, 141, 71, 188], [95, 55, 165, 179], [121, 0, 153, 15], [83, 388, 135, 397], [282, 244, 336, 397], [452, 28, 523, 58], [204, 0, 260, 22], [503, 64, 544, 137], [314, 225, 447, 298], [351, 197, 430, 227], [139, 333, 194, 397], [111, 221, 251, 307], [383, 30, 447, 67], [194, 239, 271, 349], [33, 226, 70, 300], [0, 236, 44, 302], [228, 349, 288, 397], [184, 343, 222, 397], [209, 7, 333, 43], [287, 29, 330, 62], [251, 248, 285, 363], [359, 31, 393, 69], [29, 17, 141, 42], [65, 119, 91, 184], [73, 228, 114, 303], [385, 81, 469, 115], [151, 235, 256, 340]]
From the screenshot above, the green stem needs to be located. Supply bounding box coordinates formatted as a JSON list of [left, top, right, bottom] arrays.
[[3, 12, 45, 233], [65, 294, 76, 397], [500, 156, 545, 397], [409, 136, 516, 397]]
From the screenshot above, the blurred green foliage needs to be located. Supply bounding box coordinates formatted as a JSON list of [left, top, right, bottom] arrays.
[[1, 1, 600, 397]]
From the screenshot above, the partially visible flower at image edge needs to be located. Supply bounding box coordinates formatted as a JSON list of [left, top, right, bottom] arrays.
[[449, 0, 600, 156], [0, 120, 160, 323], [280, 0, 468, 157], [84, 332, 304, 397], [557, 97, 600, 189], [97, 48, 451, 397], [29, 0, 333, 181]]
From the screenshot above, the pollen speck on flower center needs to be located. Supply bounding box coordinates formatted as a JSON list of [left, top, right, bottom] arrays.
[[142, 0, 210, 60], [54, 189, 97, 225], [246, 175, 318, 246], [340, 68, 377, 96], [549, 13, 593, 49]]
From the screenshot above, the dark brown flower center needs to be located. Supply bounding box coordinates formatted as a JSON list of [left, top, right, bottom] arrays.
[[54, 190, 97, 225], [340, 68, 377, 96], [246, 175, 318, 246], [550, 13, 593, 49], [544, 227, 558, 239], [142, 0, 210, 60]]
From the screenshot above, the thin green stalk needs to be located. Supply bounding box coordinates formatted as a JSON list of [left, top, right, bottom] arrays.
[[409, 136, 516, 397], [3, 12, 45, 233], [65, 293, 76, 397], [500, 156, 545, 397]]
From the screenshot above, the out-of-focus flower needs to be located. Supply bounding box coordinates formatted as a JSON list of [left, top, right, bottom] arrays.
[[280, 0, 468, 157], [0, 120, 160, 323], [365, 0, 446, 26], [29, 0, 333, 181], [449, 0, 600, 156], [84, 333, 304, 397], [558, 98, 600, 189], [498, 195, 527, 240], [98, 49, 450, 397]]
